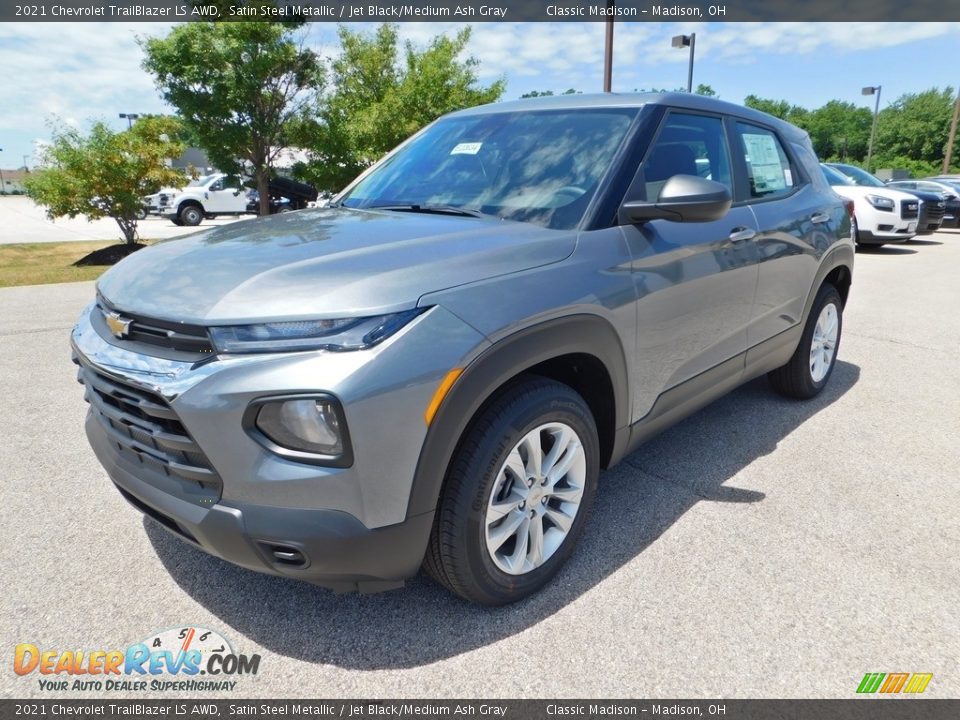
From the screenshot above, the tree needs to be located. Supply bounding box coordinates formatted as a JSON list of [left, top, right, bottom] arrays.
[[874, 88, 956, 168], [744, 95, 796, 120], [694, 83, 717, 97], [141, 21, 324, 215], [801, 100, 872, 160], [520, 88, 579, 98], [299, 24, 504, 193], [24, 117, 186, 243]]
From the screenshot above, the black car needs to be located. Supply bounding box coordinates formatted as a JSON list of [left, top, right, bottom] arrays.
[[904, 179, 960, 229], [882, 181, 948, 234]]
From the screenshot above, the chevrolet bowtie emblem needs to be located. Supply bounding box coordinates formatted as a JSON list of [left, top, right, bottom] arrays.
[[105, 311, 132, 339]]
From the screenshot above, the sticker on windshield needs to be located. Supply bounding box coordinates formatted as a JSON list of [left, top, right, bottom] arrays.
[[451, 142, 482, 155]]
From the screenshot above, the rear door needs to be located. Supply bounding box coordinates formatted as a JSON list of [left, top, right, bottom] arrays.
[[732, 121, 831, 346], [619, 110, 760, 420]]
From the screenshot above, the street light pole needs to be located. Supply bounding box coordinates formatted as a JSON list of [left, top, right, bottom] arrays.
[[603, 0, 614, 93], [23, 154, 29, 170], [118, 113, 140, 129], [672, 33, 696, 92], [862, 85, 882, 172]]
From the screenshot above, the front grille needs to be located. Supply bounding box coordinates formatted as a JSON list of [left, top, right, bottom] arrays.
[[96, 296, 215, 356], [77, 358, 221, 503], [925, 203, 945, 221], [901, 199, 919, 219]]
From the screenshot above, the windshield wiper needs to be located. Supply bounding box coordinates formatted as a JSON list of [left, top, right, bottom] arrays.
[[368, 204, 488, 219]]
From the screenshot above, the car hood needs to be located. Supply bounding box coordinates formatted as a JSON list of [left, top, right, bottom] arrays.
[[97, 207, 574, 324], [828, 185, 918, 203]]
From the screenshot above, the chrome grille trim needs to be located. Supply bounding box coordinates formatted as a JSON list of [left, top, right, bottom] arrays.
[[76, 358, 221, 495]]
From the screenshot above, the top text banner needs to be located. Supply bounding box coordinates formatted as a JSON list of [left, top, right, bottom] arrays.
[[4, 0, 958, 23]]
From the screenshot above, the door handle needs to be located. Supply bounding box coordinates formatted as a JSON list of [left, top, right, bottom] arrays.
[[728, 227, 757, 243], [810, 212, 831, 224]]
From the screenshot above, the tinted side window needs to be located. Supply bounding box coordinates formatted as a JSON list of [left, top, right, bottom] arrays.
[[640, 112, 731, 201], [735, 122, 797, 200]]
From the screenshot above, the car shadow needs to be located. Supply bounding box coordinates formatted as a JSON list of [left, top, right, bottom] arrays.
[[855, 245, 917, 254], [905, 239, 943, 246], [145, 361, 860, 670]]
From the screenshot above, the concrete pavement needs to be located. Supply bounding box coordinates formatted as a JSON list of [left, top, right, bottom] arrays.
[[1, 232, 958, 699], [0, 196, 251, 244]]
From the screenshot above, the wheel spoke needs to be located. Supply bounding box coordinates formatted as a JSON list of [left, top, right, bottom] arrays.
[[520, 433, 542, 479], [487, 495, 520, 523], [528, 516, 545, 567], [487, 510, 525, 550], [545, 507, 574, 533], [506, 517, 531, 571], [549, 484, 583, 504], [541, 426, 573, 478], [547, 441, 581, 486], [504, 449, 527, 486]]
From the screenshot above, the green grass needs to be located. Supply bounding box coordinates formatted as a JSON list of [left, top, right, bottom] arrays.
[[0, 241, 118, 288]]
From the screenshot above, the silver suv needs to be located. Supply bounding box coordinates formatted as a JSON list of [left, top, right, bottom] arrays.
[[71, 93, 853, 604]]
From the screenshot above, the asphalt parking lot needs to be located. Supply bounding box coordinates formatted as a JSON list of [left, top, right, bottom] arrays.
[[0, 196, 250, 244], [1, 232, 958, 700]]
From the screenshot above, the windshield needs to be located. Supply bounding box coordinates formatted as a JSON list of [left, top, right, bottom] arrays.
[[339, 108, 638, 230], [187, 174, 215, 188], [830, 164, 884, 187], [821, 165, 853, 186]]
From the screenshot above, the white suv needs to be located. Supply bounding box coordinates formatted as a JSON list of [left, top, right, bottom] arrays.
[[821, 163, 920, 246], [161, 173, 250, 226]]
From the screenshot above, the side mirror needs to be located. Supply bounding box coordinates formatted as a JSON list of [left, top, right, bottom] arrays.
[[621, 175, 732, 224]]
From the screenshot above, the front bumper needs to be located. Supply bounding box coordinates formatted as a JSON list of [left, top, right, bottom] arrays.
[[87, 412, 433, 591], [71, 300, 488, 590]]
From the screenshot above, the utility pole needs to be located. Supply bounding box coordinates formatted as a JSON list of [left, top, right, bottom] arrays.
[[862, 85, 882, 173], [603, 0, 614, 92], [943, 90, 960, 174]]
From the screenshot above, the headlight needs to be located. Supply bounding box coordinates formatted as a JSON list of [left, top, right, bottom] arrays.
[[247, 395, 352, 466], [208, 309, 423, 353], [866, 194, 895, 210]]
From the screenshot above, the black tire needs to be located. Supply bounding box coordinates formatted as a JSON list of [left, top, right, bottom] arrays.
[[171, 217, 184, 226], [768, 283, 843, 399], [178, 204, 203, 226], [424, 376, 599, 605], [851, 216, 860, 245]]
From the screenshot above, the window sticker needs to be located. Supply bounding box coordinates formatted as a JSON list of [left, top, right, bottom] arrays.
[[451, 142, 483, 155], [742, 133, 788, 192]]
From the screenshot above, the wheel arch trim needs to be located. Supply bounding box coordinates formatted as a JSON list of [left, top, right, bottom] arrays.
[[405, 314, 630, 519]]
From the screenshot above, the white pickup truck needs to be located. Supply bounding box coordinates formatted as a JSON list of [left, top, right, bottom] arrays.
[[158, 173, 250, 226]]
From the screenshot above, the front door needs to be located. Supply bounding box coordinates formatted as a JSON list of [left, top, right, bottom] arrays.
[[619, 110, 759, 420]]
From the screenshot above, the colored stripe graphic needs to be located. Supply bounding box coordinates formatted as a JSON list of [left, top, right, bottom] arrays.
[[903, 673, 933, 694], [880, 673, 909, 693], [857, 672, 933, 694], [857, 673, 885, 693]]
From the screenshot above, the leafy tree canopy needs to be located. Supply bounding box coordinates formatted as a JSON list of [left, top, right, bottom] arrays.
[[298, 24, 505, 193], [141, 21, 324, 213], [24, 117, 186, 243]]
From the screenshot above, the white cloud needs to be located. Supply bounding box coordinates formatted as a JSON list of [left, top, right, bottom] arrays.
[[1, 20, 958, 163]]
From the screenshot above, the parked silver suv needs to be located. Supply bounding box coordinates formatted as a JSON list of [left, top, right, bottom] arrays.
[[72, 94, 853, 604]]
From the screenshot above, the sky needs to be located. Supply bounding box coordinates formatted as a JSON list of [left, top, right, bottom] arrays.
[[1, 20, 959, 169]]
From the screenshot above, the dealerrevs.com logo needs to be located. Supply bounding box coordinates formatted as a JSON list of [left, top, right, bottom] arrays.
[[14, 627, 261, 692]]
